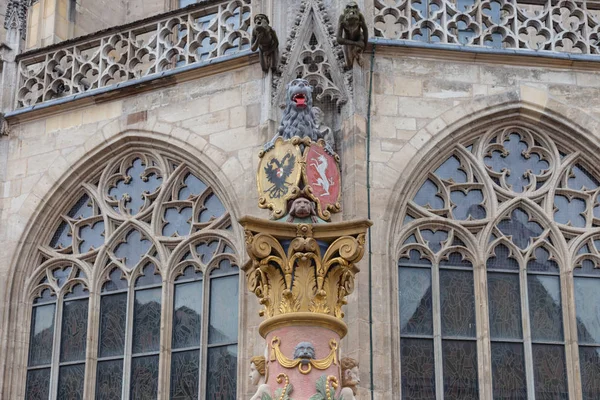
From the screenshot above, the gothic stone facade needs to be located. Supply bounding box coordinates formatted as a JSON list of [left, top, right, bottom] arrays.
[[3, 0, 600, 399]]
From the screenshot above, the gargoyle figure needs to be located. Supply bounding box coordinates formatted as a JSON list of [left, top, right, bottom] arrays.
[[336, 2, 368, 69], [339, 357, 360, 400], [287, 197, 318, 223], [251, 14, 279, 73], [294, 342, 316, 365]]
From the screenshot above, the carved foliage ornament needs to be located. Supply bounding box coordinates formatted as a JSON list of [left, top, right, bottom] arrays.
[[241, 219, 368, 320]]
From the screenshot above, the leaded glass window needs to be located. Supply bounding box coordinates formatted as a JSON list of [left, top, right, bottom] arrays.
[[398, 124, 600, 399], [27, 266, 89, 400], [26, 149, 239, 399]]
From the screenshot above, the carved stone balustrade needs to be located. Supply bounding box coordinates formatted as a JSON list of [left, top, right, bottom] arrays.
[[373, 0, 600, 55], [239, 216, 371, 338], [14, 0, 252, 109]]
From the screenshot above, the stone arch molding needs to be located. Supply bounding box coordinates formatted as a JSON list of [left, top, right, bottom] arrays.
[[388, 95, 600, 398], [0, 132, 244, 398], [273, 0, 351, 108]]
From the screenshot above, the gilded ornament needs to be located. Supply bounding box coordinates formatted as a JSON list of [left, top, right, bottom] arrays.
[[257, 137, 303, 219], [270, 337, 338, 375]]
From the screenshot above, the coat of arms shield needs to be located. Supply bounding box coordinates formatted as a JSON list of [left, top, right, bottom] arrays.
[[303, 141, 341, 220], [257, 137, 302, 219]]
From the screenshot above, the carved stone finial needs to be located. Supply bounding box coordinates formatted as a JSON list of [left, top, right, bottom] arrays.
[[336, 2, 369, 69], [4, 0, 29, 38], [251, 13, 279, 73]]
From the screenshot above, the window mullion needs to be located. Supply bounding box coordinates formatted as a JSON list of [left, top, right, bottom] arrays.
[[49, 298, 64, 400], [199, 273, 210, 399], [520, 263, 536, 400], [122, 284, 136, 400], [83, 292, 98, 400], [561, 266, 579, 400], [432, 262, 443, 400], [157, 279, 171, 400], [474, 261, 493, 400]]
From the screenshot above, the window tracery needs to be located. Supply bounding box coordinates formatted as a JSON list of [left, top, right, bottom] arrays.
[[398, 123, 600, 399], [25, 149, 239, 400]]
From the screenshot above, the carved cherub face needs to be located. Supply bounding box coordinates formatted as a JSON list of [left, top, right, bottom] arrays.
[[290, 197, 315, 218], [286, 79, 313, 110], [344, 366, 360, 388], [249, 362, 261, 386], [293, 342, 316, 365]]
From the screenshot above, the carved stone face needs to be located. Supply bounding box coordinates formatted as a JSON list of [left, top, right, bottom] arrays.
[[345, 366, 360, 387], [286, 79, 313, 110], [249, 362, 261, 386], [293, 342, 316, 365], [344, 2, 360, 24], [290, 197, 314, 218], [254, 14, 270, 30]]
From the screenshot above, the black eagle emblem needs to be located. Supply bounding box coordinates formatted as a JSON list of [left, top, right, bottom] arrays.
[[264, 153, 296, 199]]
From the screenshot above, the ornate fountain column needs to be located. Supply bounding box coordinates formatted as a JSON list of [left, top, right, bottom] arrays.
[[240, 78, 370, 400]]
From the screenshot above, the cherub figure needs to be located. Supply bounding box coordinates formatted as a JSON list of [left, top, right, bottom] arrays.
[[339, 357, 360, 400], [249, 356, 271, 400]]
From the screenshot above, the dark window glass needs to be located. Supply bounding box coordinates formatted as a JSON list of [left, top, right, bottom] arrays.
[[25, 368, 51, 400], [130, 355, 159, 400], [532, 344, 567, 399], [78, 221, 105, 253], [132, 288, 162, 354], [527, 247, 559, 273], [178, 173, 207, 200], [57, 364, 85, 400], [199, 193, 226, 223], [497, 209, 543, 249], [399, 267, 433, 335], [440, 270, 476, 338], [487, 244, 519, 271], [488, 273, 522, 340], [579, 347, 600, 400], [208, 275, 238, 345], [491, 343, 527, 399], [206, 345, 237, 400], [170, 350, 200, 400], [400, 339, 435, 400], [99, 293, 127, 358], [484, 133, 549, 193], [96, 360, 123, 400], [442, 340, 479, 399], [414, 179, 444, 210], [108, 158, 162, 215], [574, 277, 600, 344], [114, 230, 151, 268], [29, 304, 55, 366], [528, 275, 563, 342], [173, 281, 203, 349], [60, 299, 88, 362], [163, 206, 193, 236]]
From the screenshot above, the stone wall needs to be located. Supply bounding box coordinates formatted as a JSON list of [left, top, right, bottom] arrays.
[[4, 26, 600, 400]]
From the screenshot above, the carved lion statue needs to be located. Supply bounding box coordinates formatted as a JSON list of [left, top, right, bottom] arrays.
[[265, 79, 334, 152]]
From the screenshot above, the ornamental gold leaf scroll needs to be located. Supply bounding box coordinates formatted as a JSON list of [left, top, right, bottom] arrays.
[[243, 223, 367, 320]]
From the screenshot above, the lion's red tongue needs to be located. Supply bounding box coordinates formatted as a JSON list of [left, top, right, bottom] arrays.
[[294, 95, 306, 106]]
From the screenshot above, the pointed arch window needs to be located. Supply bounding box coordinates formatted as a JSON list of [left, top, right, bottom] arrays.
[[398, 124, 600, 399], [25, 149, 239, 400]]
